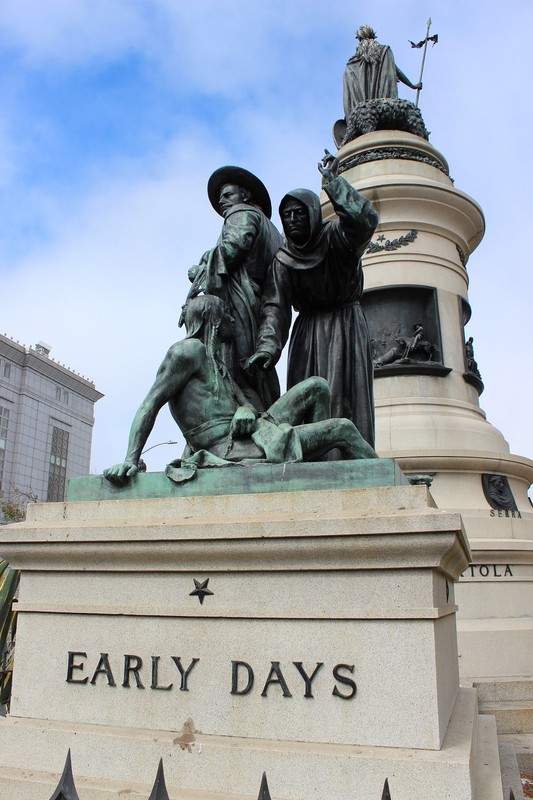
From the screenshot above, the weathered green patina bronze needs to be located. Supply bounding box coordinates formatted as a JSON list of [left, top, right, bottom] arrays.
[[104, 295, 377, 487], [374, 324, 439, 367], [247, 151, 378, 450], [336, 25, 428, 144], [182, 166, 282, 412], [74, 459, 406, 501], [343, 25, 421, 115]]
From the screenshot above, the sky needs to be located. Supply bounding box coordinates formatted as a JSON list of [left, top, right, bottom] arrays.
[[0, 0, 531, 475]]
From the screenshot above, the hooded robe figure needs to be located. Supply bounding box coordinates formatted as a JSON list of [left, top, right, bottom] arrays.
[[255, 175, 378, 449]]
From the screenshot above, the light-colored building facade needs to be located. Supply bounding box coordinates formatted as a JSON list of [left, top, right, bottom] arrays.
[[0, 334, 103, 514]]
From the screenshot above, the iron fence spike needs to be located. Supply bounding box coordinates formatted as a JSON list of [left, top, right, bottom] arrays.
[[257, 772, 272, 800], [381, 778, 392, 800], [148, 758, 171, 800], [48, 750, 80, 800]]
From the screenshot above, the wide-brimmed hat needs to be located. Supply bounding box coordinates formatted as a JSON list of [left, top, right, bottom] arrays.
[[207, 166, 272, 219]]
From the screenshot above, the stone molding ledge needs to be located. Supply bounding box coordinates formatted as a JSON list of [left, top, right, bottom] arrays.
[[2, 519, 468, 578]]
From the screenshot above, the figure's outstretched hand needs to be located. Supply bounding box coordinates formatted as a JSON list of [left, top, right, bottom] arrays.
[[245, 352, 273, 371], [103, 460, 139, 487], [188, 265, 200, 283], [230, 405, 258, 439], [318, 149, 339, 182]]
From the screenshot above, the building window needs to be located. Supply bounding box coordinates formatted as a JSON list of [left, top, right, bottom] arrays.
[[0, 406, 9, 491], [3, 362, 11, 379], [55, 386, 69, 405], [47, 426, 69, 502]]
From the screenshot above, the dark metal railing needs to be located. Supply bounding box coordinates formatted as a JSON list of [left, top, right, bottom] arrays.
[[49, 749, 520, 800]]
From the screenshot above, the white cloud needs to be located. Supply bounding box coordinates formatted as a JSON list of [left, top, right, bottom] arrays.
[[0, 0, 149, 66], [0, 130, 234, 471], [0, 0, 533, 477]]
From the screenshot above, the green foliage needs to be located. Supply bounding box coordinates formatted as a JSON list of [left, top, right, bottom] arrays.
[[0, 485, 38, 523], [0, 501, 25, 522], [0, 487, 36, 710], [0, 560, 20, 714]]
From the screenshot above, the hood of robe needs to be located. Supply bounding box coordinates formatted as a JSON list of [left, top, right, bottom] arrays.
[[277, 188, 331, 271]]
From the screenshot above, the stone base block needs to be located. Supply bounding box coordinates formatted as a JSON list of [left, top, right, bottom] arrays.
[[499, 734, 533, 772], [473, 678, 533, 735], [457, 619, 533, 680], [473, 679, 533, 703], [0, 690, 503, 800], [481, 703, 533, 735], [0, 475, 501, 799], [497, 740, 525, 800], [4, 485, 467, 752]]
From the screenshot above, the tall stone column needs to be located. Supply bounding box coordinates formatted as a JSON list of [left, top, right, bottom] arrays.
[[327, 130, 533, 684]]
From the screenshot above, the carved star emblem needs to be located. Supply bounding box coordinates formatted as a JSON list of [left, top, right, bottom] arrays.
[[189, 578, 214, 605], [377, 234, 386, 242]]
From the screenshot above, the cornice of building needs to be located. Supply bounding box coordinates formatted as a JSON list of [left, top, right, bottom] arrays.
[[0, 333, 104, 403]]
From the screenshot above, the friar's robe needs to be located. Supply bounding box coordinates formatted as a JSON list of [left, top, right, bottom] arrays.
[[256, 176, 378, 448]]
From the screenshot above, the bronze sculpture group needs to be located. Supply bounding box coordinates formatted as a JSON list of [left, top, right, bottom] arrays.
[[104, 294, 377, 487], [105, 25, 430, 484], [105, 150, 379, 486]]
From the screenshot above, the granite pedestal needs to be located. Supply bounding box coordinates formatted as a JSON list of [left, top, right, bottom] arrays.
[[0, 461, 504, 799]]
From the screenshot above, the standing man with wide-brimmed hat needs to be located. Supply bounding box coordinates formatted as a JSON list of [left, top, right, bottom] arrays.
[[184, 165, 282, 412]]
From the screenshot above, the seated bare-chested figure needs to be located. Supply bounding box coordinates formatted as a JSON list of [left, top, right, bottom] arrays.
[[104, 295, 377, 487]]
